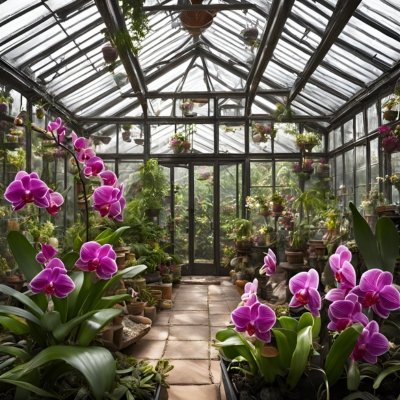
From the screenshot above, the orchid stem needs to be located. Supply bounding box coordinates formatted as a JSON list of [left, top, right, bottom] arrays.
[[58, 142, 89, 243]]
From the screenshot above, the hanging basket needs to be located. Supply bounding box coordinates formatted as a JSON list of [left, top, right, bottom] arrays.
[[296, 142, 316, 152], [383, 110, 399, 122], [90, 135, 111, 145], [180, 10, 214, 35], [102, 44, 118, 64], [122, 131, 132, 143]]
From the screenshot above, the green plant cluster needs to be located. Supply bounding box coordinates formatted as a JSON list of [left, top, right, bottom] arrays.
[[295, 131, 322, 145]]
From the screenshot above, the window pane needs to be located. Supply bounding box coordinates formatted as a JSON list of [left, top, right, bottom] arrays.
[[367, 103, 378, 133], [356, 112, 365, 139], [343, 119, 353, 143]]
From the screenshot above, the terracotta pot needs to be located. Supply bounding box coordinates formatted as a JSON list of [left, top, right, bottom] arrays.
[[235, 240, 243, 249], [314, 246, 327, 257], [116, 254, 126, 270], [149, 290, 162, 301], [113, 311, 123, 325], [285, 250, 304, 264], [242, 240, 252, 249], [296, 142, 316, 152], [126, 301, 147, 315], [235, 272, 246, 281], [272, 204, 284, 213], [182, 141, 191, 149], [144, 306, 157, 322], [235, 279, 248, 296], [102, 44, 118, 64]]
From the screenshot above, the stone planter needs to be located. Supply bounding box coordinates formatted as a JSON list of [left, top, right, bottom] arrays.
[[235, 271, 246, 281], [144, 305, 157, 322]]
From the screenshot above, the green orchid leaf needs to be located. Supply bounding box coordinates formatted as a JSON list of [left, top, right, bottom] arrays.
[[95, 226, 130, 245], [325, 322, 364, 386], [77, 309, 122, 346], [349, 203, 383, 270], [67, 272, 90, 320], [373, 365, 400, 389], [7, 231, 42, 282], [0, 306, 43, 328], [0, 346, 30, 361], [0, 379, 58, 398], [26, 321, 47, 349], [94, 228, 113, 241], [342, 392, 380, 400], [287, 326, 313, 389], [312, 316, 321, 339], [272, 328, 291, 368], [52, 296, 68, 324], [94, 294, 131, 310], [40, 311, 61, 332], [278, 316, 298, 332], [0, 285, 44, 317], [297, 312, 314, 332], [375, 217, 399, 273], [0, 316, 30, 336], [22, 346, 115, 400], [272, 328, 297, 354], [347, 359, 361, 391], [255, 339, 283, 382], [61, 251, 80, 271]]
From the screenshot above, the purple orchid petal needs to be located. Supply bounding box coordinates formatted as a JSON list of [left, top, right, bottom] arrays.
[[45, 258, 65, 270], [329, 299, 355, 319], [4, 180, 25, 202], [307, 269, 319, 289], [307, 287, 321, 317], [289, 296, 303, 308], [46, 190, 64, 215], [53, 273, 75, 298], [336, 245, 352, 264], [326, 288, 348, 302], [36, 244, 58, 264], [329, 254, 340, 274], [93, 186, 114, 205], [340, 261, 356, 289], [379, 285, 400, 310], [373, 302, 391, 318], [98, 244, 113, 259], [34, 196, 50, 208], [376, 271, 394, 291], [30, 269, 52, 294], [255, 330, 271, 343], [75, 258, 90, 271], [79, 241, 101, 262], [232, 306, 251, 329], [255, 304, 276, 332], [99, 171, 118, 187], [289, 272, 309, 295], [359, 269, 381, 292], [30, 267, 74, 298], [47, 118, 61, 132]]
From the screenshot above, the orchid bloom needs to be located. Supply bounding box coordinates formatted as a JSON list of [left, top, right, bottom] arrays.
[[30, 259, 75, 298], [93, 184, 125, 220], [99, 170, 118, 187], [350, 269, 400, 318], [289, 268, 321, 317], [350, 320, 390, 363], [325, 260, 356, 302], [259, 249, 276, 276], [4, 172, 49, 211], [45, 189, 64, 215], [241, 278, 258, 303], [327, 293, 368, 332], [231, 293, 276, 343], [47, 117, 66, 143], [329, 245, 352, 284], [83, 156, 105, 178], [71, 132, 89, 152], [36, 244, 58, 265], [75, 241, 117, 280]]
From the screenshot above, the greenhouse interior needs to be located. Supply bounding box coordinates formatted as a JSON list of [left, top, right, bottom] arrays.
[[1, 0, 400, 399]]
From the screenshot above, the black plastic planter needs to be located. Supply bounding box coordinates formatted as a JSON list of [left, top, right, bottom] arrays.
[[220, 358, 238, 400], [154, 384, 169, 400]]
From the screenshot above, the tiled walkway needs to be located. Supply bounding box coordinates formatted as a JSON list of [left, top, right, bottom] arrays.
[[125, 277, 241, 400]]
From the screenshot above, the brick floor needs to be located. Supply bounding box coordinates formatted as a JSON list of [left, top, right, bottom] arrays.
[[124, 277, 241, 399]]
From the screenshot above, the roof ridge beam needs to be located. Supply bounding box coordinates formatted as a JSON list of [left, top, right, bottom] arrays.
[[245, 0, 295, 116], [288, 0, 363, 103]]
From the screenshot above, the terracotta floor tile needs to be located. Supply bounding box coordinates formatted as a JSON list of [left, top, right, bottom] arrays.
[[164, 340, 209, 359], [168, 384, 219, 400], [152, 313, 171, 326], [226, 300, 240, 312], [124, 340, 165, 359], [209, 314, 232, 327], [166, 360, 211, 385], [169, 325, 209, 341], [174, 293, 207, 301], [141, 326, 169, 341], [173, 301, 208, 311], [178, 287, 208, 293], [209, 302, 230, 314], [170, 311, 209, 326], [210, 360, 222, 383]]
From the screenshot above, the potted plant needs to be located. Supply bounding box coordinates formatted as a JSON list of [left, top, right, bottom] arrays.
[[316, 158, 330, 178], [285, 227, 307, 263], [295, 131, 322, 151], [240, 27, 258, 45], [381, 87, 400, 121], [169, 131, 191, 153], [378, 124, 400, 153], [102, 42, 119, 64], [270, 191, 286, 213], [122, 124, 132, 142], [179, 99, 194, 116], [232, 219, 252, 248], [33, 98, 48, 119], [251, 122, 277, 144]]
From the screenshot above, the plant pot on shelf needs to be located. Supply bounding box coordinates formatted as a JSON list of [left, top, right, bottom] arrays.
[[235, 272, 246, 281], [144, 306, 157, 322], [143, 271, 161, 284], [134, 138, 144, 145], [272, 204, 284, 213], [235, 279, 248, 296], [235, 240, 243, 250], [242, 240, 252, 249], [116, 254, 126, 270], [182, 141, 191, 150], [126, 301, 147, 316], [285, 250, 304, 264]]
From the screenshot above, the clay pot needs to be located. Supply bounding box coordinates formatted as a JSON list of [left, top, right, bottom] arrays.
[[182, 141, 191, 149], [126, 301, 147, 315], [144, 306, 157, 322], [122, 131, 131, 142], [272, 204, 284, 213], [285, 250, 304, 264], [143, 271, 161, 283], [116, 254, 126, 270], [102, 44, 118, 64], [236, 279, 248, 296], [235, 272, 246, 281], [113, 311, 123, 325]]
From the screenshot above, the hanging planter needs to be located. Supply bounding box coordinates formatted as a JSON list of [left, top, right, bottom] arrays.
[[102, 43, 118, 64], [36, 107, 45, 119], [296, 142, 316, 152], [90, 135, 111, 145], [240, 27, 258, 45], [251, 122, 276, 144], [180, 10, 215, 35]]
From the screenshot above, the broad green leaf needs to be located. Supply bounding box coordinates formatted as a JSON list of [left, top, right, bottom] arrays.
[[14, 367, 41, 400], [272, 329, 291, 368], [26, 321, 47, 349], [342, 392, 380, 400], [255, 339, 282, 382], [96, 227, 130, 245], [287, 326, 313, 389], [375, 217, 399, 273], [278, 316, 298, 332], [272, 328, 297, 354], [73, 233, 83, 252], [52, 296, 68, 324], [0, 316, 30, 336], [298, 312, 314, 332], [349, 203, 383, 270], [0, 379, 58, 398], [67, 272, 85, 320], [312, 316, 321, 339], [61, 251, 80, 271], [0, 285, 44, 318], [73, 271, 95, 318], [7, 231, 42, 282], [52, 310, 98, 343], [0, 306, 43, 328], [40, 312, 61, 332], [0, 346, 30, 361], [94, 228, 112, 241], [77, 309, 122, 346], [373, 365, 400, 389], [22, 346, 115, 400], [94, 294, 131, 310], [325, 322, 364, 386], [347, 359, 361, 391]]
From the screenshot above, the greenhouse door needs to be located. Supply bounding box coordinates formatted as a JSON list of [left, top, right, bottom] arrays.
[[164, 161, 243, 276]]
